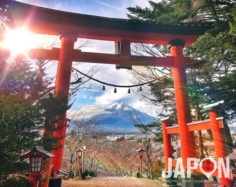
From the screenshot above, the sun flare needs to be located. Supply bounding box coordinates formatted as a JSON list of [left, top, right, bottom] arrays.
[[1, 28, 39, 56]]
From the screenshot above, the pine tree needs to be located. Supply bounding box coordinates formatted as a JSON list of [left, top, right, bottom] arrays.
[[0, 55, 70, 178]]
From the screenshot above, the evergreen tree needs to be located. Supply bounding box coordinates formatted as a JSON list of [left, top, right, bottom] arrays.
[[0, 55, 70, 178], [134, 122, 162, 143]]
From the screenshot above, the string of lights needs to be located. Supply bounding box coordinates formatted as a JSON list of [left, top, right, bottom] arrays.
[[72, 67, 172, 93]]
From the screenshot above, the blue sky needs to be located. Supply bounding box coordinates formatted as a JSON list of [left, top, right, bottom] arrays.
[[18, 0, 150, 18], [18, 0, 158, 117]]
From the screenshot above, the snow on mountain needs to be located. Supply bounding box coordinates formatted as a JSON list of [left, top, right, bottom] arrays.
[[106, 102, 133, 112], [69, 102, 158, 132]]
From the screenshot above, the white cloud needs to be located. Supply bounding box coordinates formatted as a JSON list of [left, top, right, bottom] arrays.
[[92, 0, 151, 19], [82, 94, 94, 100], [96, 1, 126, 13], [78, 40, 114, 54], [132, 100, 147, 109], [95, 88, 135, 107], [130, 100, 158, 117], [67, 105, 110, 119]]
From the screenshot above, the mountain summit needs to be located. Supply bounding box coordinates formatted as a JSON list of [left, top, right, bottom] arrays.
[[72, 102, 158, 132], [106, 102, 133, 112]]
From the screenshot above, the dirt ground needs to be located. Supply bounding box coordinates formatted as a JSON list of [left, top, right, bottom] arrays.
[[62, 176, 163, 187]]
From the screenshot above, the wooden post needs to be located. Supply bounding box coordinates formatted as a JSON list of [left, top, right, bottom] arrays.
[[140, 153, 143, 177], [78, 157, 81, 178]]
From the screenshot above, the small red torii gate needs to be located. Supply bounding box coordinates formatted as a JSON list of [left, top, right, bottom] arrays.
[[162, 101, 229, 183], [3, 1, 230, 186]]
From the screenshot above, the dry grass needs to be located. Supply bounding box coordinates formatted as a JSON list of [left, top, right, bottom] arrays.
[[62, 176, 162, 187]]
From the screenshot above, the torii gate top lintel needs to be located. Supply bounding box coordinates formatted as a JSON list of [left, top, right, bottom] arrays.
[[4, 1, 213, 46]]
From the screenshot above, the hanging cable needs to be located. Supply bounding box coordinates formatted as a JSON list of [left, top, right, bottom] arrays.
[[72, 67, 173, 88]]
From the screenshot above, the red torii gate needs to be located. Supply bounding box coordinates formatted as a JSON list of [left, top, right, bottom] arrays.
[[162, 101, 229, 184], [3, 1, 229, 186]]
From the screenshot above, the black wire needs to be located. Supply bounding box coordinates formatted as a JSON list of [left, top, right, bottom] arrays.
[[72, 67, 172, 88]]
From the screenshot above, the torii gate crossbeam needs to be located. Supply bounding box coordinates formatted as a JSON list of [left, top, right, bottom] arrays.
[[3, 1, 212, 45]]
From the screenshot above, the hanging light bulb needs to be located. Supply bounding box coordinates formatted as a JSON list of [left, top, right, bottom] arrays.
[[114, 87, 117, 93], [102, 85, 105, 90], [128, 88, 130, 94], [139, 86, 142, 91]]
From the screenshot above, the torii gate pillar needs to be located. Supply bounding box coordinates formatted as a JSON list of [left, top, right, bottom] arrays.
[[162, 118, 172, 170], [51, 32, 77, 172], [209, 108, 226, 159], [169, 39, 196, 168], [209, 107, 231, 186]]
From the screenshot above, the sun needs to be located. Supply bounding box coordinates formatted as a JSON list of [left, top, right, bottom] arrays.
[[1, 28, 39, 56]]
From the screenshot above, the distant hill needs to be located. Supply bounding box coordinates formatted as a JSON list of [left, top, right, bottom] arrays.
[[68, 102, 158, 132]]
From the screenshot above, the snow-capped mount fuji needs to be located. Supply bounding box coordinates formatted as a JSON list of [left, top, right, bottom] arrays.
[[73, 102, 158, 132], [106, 102, 133, 112]]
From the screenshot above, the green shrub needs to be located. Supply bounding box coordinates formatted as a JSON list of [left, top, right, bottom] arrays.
[[137, 172, 141, 178], [84, 170, 96, 177], [69, 171, 74, 178], [0, 176, 32, 187]]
